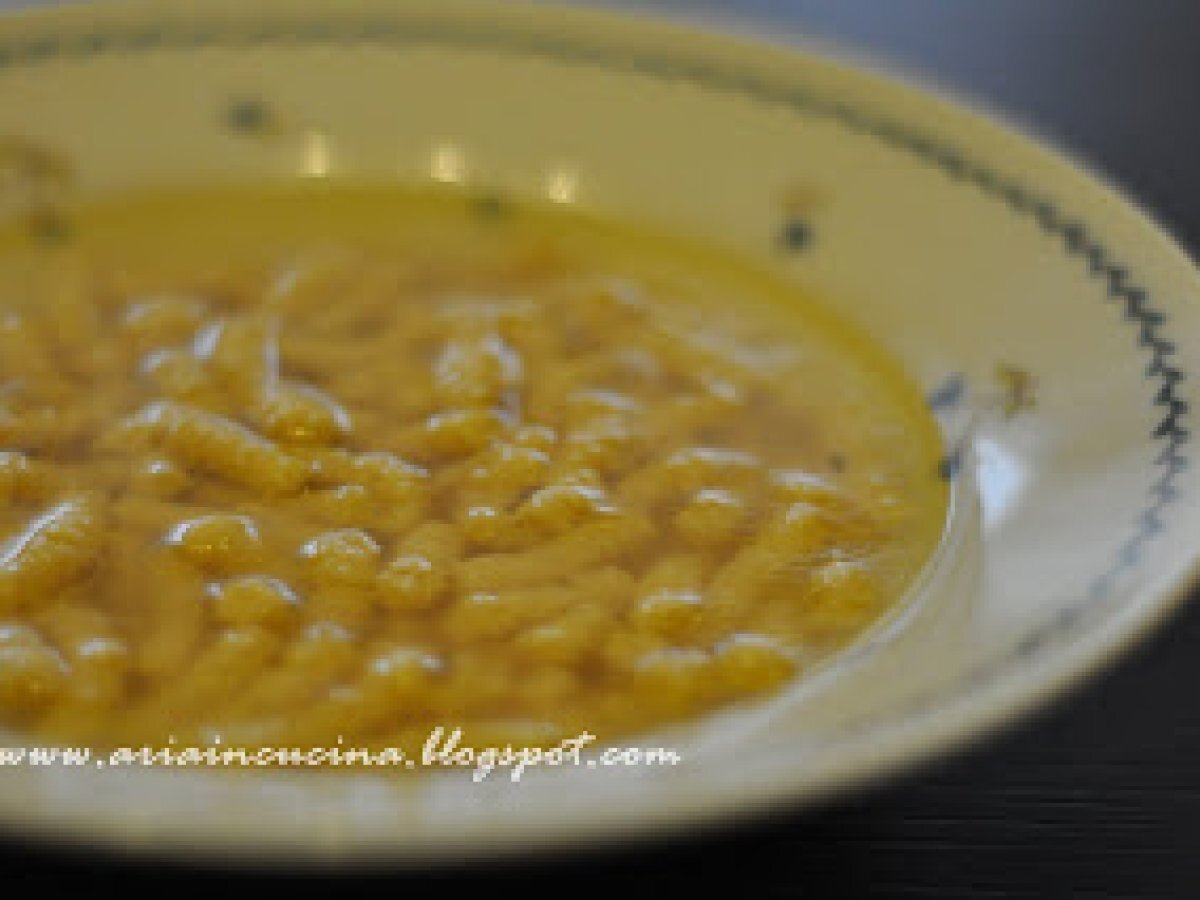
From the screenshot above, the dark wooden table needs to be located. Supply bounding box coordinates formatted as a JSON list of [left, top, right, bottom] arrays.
[[4, 1, 1200, 895]]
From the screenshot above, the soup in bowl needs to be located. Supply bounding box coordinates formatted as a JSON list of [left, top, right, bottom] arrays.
[[0, 183, 947, 754], [0, 0, 1195, 863]]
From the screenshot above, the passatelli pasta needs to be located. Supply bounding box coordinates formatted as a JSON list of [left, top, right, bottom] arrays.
[[0, 185, 947, 753]]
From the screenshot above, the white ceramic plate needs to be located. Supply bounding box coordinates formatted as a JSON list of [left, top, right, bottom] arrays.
[[0, 0, 1197, 864]]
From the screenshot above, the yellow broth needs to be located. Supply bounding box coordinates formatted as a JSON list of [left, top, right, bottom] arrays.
[[0, 184, 947, 753]]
